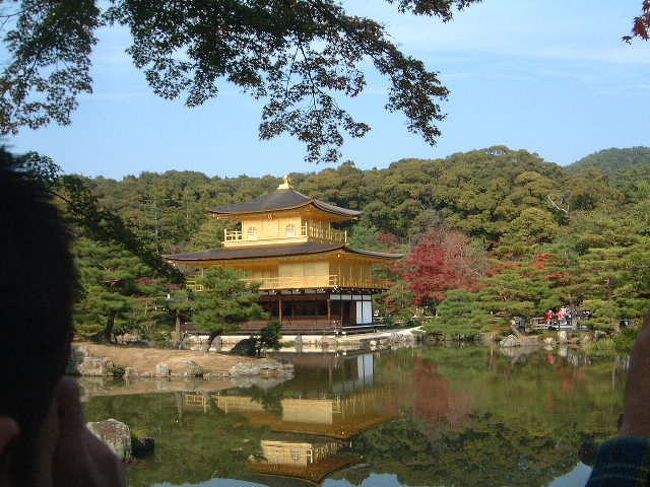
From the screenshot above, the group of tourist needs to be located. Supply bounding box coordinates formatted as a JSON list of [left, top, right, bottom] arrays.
[[545, 305, 591, 329]]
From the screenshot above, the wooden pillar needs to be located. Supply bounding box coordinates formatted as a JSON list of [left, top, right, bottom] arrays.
[[327, 297, 331, 326], [278, 294, 283, 324], [337, 253, 341, 287]]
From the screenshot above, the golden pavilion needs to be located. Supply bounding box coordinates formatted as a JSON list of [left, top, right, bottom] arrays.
[[165, 178, 401, 334]]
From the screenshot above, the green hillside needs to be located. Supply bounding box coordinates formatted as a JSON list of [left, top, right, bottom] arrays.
[[10, 143, 643, 338], [567, 147, 650, 176]]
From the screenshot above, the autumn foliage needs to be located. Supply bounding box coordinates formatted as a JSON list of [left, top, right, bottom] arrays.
[[532, 252, 571, 279], [624, 0, 650, 42], [401, 229, 484, 304]]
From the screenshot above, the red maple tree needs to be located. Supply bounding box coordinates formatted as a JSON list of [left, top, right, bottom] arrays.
[[401, 229, 484, 304]]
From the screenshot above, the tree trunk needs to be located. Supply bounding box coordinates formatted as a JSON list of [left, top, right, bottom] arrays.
[[204, 330, 222, 352], [175, 312, 182, 349], [103, 311, 117, 343]]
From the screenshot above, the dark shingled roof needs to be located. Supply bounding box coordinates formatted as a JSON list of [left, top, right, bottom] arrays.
[[346, 247, 403, 259], [164, 242, 401, 262], [208, 188, 361, 218]]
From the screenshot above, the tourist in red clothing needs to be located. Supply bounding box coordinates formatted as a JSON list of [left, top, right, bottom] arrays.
[[557, 307, 567, 326], [545, 309, 555, 326]]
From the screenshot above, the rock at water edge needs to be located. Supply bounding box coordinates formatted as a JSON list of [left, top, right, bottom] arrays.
[[155, 363, 170, 376], [124, 367, 139, 379], [500, 335, 518, 348], [87, 419, 132, 462], [78, 356, 115, 377], [230, 358, 294, 378], [66, 344, 91, 375]]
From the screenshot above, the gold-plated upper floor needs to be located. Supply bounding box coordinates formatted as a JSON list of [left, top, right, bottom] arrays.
[[223, 220, 347, 247]]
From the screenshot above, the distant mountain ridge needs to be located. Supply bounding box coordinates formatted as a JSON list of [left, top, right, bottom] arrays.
[[566, 147, 650, 176]]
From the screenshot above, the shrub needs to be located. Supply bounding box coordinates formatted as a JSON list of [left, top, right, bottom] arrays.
[[231, 337, 258, 357], [230, 320, 283, 357], [257, 320, 282, 354], [108, 364, 126, 378]]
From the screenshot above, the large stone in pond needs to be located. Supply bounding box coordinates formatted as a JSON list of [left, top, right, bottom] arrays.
[[66, 344, 90, 375], [78, 356, 114, 377], [87, 419, 132, 462], [499, 335, 518, 348], [124, 367, 139, 379], [229, 358, 294, 378], [155, 363, 170, 376]]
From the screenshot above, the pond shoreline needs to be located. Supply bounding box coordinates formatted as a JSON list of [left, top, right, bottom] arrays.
[[69, 342, 294, 380], [196, 326, 423, 353], [69, 327, 602, 385]]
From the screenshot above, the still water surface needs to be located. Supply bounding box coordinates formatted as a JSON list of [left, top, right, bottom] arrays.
[[83, 346, 625, 487]]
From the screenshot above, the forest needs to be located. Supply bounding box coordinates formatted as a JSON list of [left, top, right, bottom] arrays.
[[37, 145, 649, 340]]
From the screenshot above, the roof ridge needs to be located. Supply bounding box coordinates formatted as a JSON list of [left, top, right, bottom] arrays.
[[208, 186, 360, 217]]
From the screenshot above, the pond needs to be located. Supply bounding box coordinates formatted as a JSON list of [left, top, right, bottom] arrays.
[[83, 346, 625, 487]]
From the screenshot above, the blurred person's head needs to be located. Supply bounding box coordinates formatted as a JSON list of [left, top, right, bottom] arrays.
[[0, 149, 76, 485]]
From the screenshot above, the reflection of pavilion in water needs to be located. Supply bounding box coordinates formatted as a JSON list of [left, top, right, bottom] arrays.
[[183, 352, 397, 485], [281, 351, 377, 395], [211, 386, 395, 438], [251, 433, 357, 486]]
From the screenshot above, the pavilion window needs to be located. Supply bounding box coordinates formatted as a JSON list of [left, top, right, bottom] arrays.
[[285, 223, 296, 237], [247, 226, 257, 240]]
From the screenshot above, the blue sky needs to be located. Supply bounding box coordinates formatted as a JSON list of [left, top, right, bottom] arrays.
[[7, 0, 650, 179]]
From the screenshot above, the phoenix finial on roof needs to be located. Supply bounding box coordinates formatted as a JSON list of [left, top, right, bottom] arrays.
[[277, 175, 292, 189]]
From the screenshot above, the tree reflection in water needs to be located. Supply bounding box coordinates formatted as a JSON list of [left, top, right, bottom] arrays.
[[83, 346, 624, 487]]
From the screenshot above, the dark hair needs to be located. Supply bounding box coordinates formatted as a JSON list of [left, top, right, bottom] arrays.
[[0, 148, 76, 485]]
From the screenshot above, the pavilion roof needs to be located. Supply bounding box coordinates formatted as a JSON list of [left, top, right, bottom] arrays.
[[164, 242, 401, 262], [208, 188, 361, 218]]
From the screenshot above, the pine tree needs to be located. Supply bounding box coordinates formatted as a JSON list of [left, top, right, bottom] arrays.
[[191, 267, 267, 350], [73, 237, 168, 341]]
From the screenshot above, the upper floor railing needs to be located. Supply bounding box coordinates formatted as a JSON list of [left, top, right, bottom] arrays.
[[187, 274, 391, 292], [240, 274, 339, 290], [224, 221, 346, 245]]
